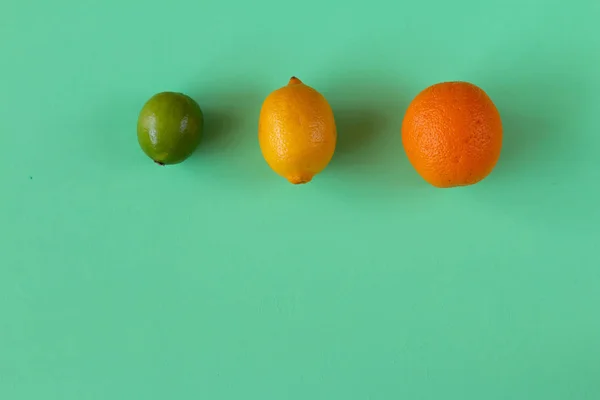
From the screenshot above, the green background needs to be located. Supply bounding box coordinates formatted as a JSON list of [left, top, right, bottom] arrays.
[[2, 0, 599, 398]]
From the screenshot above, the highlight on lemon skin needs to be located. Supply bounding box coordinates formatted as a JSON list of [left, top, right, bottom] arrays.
[[401, 81, 502, 188], [258, 76, 337, 185]]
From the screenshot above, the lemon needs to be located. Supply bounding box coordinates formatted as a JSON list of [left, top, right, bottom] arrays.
[[258, 77, 337, 184]]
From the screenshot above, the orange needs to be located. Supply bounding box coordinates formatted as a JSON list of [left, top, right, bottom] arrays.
[[401, 81, 503, 188], [259, 77, 337, 184]]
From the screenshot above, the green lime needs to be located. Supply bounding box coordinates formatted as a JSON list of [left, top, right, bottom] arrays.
[[136, 92, 204, 165]]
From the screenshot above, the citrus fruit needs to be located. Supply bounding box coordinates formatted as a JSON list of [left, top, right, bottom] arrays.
[[258, 77, 337, 184], [137, 91, 204, 165], [401, 81, 503, 188]]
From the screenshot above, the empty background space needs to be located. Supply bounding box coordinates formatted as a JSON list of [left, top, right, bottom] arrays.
[[1, 0, 599, 398]]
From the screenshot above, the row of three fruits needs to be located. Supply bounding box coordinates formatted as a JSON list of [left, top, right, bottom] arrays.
[[137, 77, 502, 188]]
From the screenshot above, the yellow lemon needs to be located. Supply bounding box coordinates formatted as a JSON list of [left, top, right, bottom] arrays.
[[258, 77, 337, 184]]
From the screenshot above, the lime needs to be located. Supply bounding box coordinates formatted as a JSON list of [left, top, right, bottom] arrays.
[[136, 92, 204, 165]]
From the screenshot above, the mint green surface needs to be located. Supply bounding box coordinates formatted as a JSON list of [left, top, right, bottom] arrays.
[[2, 0, 600, 398]]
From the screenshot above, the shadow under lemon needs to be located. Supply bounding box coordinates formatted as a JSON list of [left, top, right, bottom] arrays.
[[314, 72, 426, 190], [324, 104, 425, 190]]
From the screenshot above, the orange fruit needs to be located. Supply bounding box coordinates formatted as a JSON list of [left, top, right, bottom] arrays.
[[259, 77, 337, 184], [401, 81, 503, 188]]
